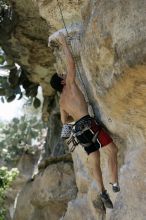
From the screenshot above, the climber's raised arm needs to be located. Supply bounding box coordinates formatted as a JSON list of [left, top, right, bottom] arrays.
[[58, 33, 76, 84]]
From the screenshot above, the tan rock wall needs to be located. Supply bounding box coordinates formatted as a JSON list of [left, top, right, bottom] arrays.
[[2, 0, 146, 219], [13, 161, 77, 220], [46, 0, 146, 219]]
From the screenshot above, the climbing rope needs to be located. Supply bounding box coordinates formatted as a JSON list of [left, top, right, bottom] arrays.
[[56, 0, 70, 36], [56, 0, 95, 117]]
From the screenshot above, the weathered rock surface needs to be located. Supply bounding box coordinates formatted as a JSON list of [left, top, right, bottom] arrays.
[[5, 152, 42, 220], [0, 0, 56, 96], [46, 0, 146, 219], [1, 0, 146, 219], [13, 160, 77, 220]]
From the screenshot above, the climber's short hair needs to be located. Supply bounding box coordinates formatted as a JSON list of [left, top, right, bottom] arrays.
[[50, 73, 64, 93]]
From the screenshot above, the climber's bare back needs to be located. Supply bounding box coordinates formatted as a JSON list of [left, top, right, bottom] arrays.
[[59, 81, 88, 122]]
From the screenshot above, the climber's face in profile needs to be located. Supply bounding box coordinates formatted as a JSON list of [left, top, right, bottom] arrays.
[[50, 73, 66, 93], [58, 73, 66, 85]]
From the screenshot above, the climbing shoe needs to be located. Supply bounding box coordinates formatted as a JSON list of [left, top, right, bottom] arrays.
[[100, 190, 113, 209], [110, 182, 120, 193]]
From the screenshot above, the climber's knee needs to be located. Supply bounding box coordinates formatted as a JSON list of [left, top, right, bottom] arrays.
[[104, 142, 118, 157]]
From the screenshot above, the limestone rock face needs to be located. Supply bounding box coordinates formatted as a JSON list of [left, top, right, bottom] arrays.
[[1, 0, 56, 96], [13, 161, 77, 220], [5, 152, 42, 220], [1, 0, 146, 219], [36, 0, 84, 30], [45, 0, 146, 219]]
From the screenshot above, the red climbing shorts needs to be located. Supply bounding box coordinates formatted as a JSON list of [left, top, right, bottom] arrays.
[[74, 115, 113, 155], [98, 128, 113, 147]]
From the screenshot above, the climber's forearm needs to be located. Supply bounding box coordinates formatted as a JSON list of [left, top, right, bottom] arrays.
[[63, 44, 75, 73], [58, 33, 76, 83]]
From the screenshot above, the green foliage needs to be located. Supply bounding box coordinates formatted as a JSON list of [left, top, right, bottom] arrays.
[[0, 0, 12, 23], [0, 116, 46, 163], [0, 166, 19, 220], [0, 47, 40, 105], [0, 48, 6, 68], [0, 115, 46, 218], [0, 55, 4, 65]]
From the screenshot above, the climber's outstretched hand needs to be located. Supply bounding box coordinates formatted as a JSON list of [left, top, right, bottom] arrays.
[[57, 32, 67, 46], [48, 31, 67, 47]]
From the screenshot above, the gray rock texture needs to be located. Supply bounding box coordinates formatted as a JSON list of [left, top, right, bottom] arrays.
[[13, 161, 77, 220], [1, 0, 146, 219]]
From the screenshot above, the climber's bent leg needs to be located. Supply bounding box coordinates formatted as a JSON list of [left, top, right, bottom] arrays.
[[88, 150, 113, 209], [103, 142, 120, 192], [88, 150, 105, 192], [74, 115, 119, 194]]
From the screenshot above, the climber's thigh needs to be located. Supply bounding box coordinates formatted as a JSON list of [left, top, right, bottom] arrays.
[[103, 142, 118, 157], [88, 150, 100, 167]]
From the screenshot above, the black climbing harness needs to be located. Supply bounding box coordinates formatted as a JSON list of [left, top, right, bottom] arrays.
[[66, 116, 101, 153]]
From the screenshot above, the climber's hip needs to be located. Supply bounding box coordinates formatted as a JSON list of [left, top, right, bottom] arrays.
[[74, 115, 113, 155]]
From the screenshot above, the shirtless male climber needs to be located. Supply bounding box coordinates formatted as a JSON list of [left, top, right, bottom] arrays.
[[49, 33, 120, 209]]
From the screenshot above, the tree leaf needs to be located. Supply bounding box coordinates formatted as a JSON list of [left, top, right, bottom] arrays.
[[33, 97, 41, 108]]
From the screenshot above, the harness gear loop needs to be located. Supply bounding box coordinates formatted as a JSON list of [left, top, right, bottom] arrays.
[[67, 131, 79, 152], [67, 120, 101, 153]]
